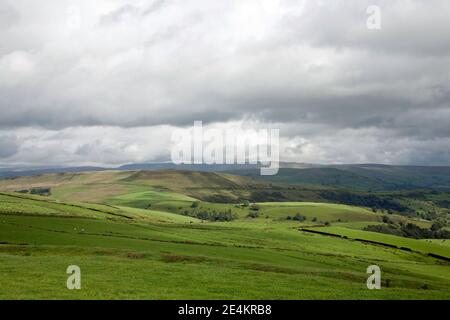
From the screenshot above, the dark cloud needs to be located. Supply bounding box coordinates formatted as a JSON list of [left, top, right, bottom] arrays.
[[0, 0, 449, 165], [0, 135, 19, 158], [286, 0, 450, 56]]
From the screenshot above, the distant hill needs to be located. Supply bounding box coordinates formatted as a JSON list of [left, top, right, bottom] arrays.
[[0, 166, 106, 179], [118, 163, 260, 171], [330, 164, 450, 190], [228, 164, 450, 191], [1, 162, 450, 191], [0, 170, 266, 204], [0, 163, 259, 179], [1, 169, 449, 219]]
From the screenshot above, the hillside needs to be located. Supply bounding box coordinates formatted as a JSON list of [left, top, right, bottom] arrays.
[[0, 189, 449, 299], [3, 163, 450, 192], [0, 169, 448, 220], [233, 168, 386, 190], [0, 170, 263, 204], [230, 165, 450, 191]]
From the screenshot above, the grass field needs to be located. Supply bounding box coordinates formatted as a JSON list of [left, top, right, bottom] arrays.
[[303, 226, 450, 259], [1, 213, 450, 299], [0, 170, 259, 204], [0, 171, 449, 300]]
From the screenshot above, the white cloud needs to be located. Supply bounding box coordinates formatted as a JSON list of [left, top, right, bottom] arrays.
[[0, 0, 449, 165]]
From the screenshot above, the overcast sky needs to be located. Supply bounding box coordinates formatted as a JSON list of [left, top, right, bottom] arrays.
[[0, 0, 449, 167]]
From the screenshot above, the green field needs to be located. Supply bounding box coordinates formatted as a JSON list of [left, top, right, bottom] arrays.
[[303, 226, 450, 259], [0, 171, 449, 300]]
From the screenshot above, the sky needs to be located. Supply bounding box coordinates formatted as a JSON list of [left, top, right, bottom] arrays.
[[0, 0, 449, 167]]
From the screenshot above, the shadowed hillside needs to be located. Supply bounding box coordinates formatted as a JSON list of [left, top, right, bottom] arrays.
[[230, 165, 450, 191], [0, 169, 448, 220]]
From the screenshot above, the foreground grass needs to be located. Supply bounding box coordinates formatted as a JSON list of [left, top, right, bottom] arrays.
[[0, 211, 449, 299], [0, 191, 449, 299], [2, 246, 448, 300]]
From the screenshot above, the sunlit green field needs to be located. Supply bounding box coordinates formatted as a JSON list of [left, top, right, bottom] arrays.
[[304, 226, 450, 258], [0, 191, 449, 300]]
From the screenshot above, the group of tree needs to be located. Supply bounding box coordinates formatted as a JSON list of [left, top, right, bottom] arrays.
[[365, 218, 450, 239], [286, 213, 306, 222], [184, 207, 237, 222], [18, 187, 52, 196], [320, 191, 408, 213], [247, 211, 260, 218]]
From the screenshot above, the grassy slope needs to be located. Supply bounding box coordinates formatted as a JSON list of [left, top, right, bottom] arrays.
[[1, 214, 450, 299], [304, 226, 450, 258], [229, 168, 450, 218], [232, 168, 386, 190], [0, 170, 261, 204], [2, 170, 448, 219], [0, 192, 197, 224], [230, 165, 450, 191], [0, 192, 449, 299], [257, 202, 378, 221]]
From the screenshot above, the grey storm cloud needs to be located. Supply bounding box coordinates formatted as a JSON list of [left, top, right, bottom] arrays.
[[0, 135, 19, 158], [286, 0, 450, 57], [0, 2, 19, 29], [0, 0, 449, 166]]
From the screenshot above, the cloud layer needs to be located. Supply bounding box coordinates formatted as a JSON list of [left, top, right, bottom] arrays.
[[0, 0, 449, 166]]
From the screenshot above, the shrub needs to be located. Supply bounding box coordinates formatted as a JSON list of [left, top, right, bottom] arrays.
[[292, 213, 306, 222], [194, 210, 237, 222], [382, 216, 393, 224], [191, 202, 199, 208], [431, 221, 444, 231], [247, 211, 259, 219], [30, 187, 51, 196], [365, 223, 450, 239]]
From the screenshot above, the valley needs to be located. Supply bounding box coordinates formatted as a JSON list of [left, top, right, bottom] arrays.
[[0, 169, 449, 299]]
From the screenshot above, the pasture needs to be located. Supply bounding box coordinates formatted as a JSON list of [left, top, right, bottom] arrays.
[[0, 171, 449, 300]]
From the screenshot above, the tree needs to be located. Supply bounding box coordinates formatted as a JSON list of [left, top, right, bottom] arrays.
[[431, 221, 444, 232], [191, 202, 199, 208], [293, 214, 306, 222], [247, 211, 259, 219], [196, 211, 209, 220]]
